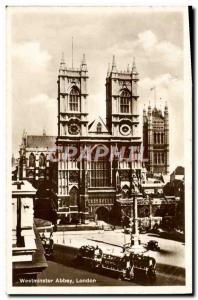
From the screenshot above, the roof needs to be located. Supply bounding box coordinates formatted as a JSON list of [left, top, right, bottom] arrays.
[[88, 116, 109, 133], [26, 135, 56, 149]]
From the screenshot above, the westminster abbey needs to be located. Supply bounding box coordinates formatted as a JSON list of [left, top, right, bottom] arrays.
[[18, 53, 170, 225]]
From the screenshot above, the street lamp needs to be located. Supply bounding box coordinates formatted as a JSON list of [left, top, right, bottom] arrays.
[[129, 190, 147, 254]]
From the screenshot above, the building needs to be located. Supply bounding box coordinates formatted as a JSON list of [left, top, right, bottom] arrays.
[[143, 105, 169, 175], [18, 132, 58, 223], [16, 53, 172, 226], [18, 131, 56, 188], [56, 54, 143, 224]]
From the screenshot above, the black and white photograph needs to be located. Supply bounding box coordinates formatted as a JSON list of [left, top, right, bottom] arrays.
[[7, 6, 192, 294]]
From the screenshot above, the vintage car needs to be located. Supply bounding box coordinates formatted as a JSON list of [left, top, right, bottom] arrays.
[[77, 245, 102, 269], [41, 232, 54, 257], [131, 253, 156, 282], [139, 225, 147, 234], [76, 244, 157, 282], [147, 240, 160, 251]]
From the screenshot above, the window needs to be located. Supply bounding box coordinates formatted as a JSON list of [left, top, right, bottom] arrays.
[[121, 185, 130, 199], [89, 146, 110, 187], [158, 153, 161, 164], [29, 153, 35, 167], [69, 87, 79, 111], [154, 153, 157, 164], [161, 133, 164, 144], [154, 132, 156, 144], [97, 122, 102, 133], [39, 153, 46, 167], [120, 90, 130, 113], [69, 187, 78, 206], [158, 133, 161, 144]]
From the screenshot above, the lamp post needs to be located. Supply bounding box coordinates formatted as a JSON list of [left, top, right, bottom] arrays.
[[130, 191, 140, 248]]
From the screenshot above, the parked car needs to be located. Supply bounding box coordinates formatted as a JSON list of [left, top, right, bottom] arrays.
[[147, 240, 160, 251], [139, 226, 147, 234]]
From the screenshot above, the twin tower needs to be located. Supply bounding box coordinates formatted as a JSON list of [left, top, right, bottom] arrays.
[[57, 54, 141, 140], [56, 53, 169, 220], [57, 53, 169, 174]]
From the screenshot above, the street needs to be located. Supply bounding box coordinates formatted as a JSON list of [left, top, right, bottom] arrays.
[[53, 229, 185, 268], [38, 259, 185, 286], [36, 229, 185, 286]]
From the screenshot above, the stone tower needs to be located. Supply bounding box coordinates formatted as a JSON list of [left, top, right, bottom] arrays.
[[143, 104, 169, 174], [56, 54, 89, 221], [106, 56, 140, 139], [57, 53, 89, 138]]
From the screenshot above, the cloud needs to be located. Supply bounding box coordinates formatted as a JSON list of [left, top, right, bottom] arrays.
[[12, 42, 51, 72], [139, 73, 184, 112], [137, 30, 158, 49], [132, 30, 183, 67]]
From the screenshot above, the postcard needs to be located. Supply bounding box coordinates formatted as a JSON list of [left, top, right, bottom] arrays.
[[7, 6, 192, 295]]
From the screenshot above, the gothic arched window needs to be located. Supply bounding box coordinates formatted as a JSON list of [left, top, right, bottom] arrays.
[[121, 185, 130, 199], [154, 132, 156, 144], [158, 133, 161, 144], [89, 145, 110, 187], [69, 87, 80, 112], [161, 133, 164, 144], [69, 186, 78, 206], [29, 153, 35, 167], [39, 153, 46, 167], [97, 122, 102, 133], [154, 153, 157, 164], [120, 90, 130, 113]]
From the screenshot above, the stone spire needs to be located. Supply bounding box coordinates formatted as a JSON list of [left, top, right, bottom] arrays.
[[107, 63, 110, 76], [81, 53, 87, 71], [112, 55, 117, 72], [59, 52, 66, 74], [132, 57, 138, 74]]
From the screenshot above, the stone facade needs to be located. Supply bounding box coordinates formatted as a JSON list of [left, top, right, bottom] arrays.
[[143, 105, 169, 175], [57, 55, 142, 223], [18, 133, 56, 188]]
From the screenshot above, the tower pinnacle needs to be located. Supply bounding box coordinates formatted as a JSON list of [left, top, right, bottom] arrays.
[[81, 53, 87, 71], [59, 52, 66, 74], [112, 55, 117, 72], [132, 57, 138, 74], [82, 53, 86, 65], [107, 63, 110, 76]]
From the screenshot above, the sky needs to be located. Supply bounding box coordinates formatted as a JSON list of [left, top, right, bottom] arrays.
[[8, 7, 188, 172]]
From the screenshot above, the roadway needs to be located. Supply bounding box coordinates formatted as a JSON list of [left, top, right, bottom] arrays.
[[37, 229, 185, 286], [38, 259, 185, 286]]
